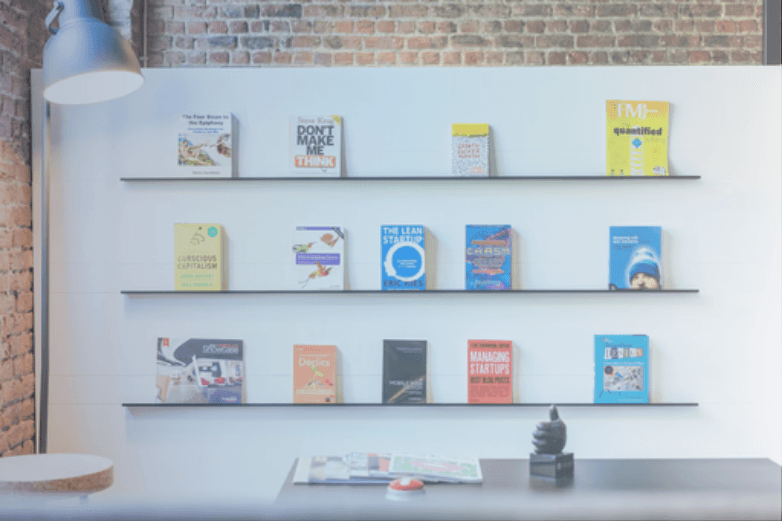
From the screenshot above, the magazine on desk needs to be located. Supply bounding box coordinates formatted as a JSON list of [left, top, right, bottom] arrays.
[[293, 453, 482, 484]]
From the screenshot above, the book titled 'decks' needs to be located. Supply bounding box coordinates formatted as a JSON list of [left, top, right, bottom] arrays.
[[175, 223, 226, 291], [293, 345, 337, 403], [468, 340, 512, 404]]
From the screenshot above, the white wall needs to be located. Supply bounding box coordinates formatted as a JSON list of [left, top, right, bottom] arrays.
[[32, 67, 781, 504]]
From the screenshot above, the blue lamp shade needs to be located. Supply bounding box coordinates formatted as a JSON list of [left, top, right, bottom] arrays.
[[43, 0, 143, 105]]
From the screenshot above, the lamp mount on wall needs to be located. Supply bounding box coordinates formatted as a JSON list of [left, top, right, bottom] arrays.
[[43, 0, 144, 104]]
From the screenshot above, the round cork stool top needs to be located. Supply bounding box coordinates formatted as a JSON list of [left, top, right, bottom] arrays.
[[0, 453, 113, 496]]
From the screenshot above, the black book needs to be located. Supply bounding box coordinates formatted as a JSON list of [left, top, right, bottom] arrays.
[[382, 340, 427, 404]]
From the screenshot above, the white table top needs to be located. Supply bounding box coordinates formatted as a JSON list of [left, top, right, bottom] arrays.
[[0, 453, 113, 494]]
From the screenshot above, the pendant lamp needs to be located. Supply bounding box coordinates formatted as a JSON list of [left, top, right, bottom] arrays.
[[43, 0, 144, 104]]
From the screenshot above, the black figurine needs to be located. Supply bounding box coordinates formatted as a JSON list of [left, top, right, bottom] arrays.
[[529, 405, 574, 482], [532, 404, 567, 454]]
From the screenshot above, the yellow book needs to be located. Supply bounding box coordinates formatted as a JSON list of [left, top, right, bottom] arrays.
[[606, 101, 669, 176], [174, 223, 226, 291]]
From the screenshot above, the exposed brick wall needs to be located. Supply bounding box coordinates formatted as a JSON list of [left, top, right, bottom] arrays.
[[142, 0, 764, 67], [0, 0, 46, 457]]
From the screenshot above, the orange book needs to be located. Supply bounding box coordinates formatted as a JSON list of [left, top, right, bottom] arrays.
[[293, 345, 337, 404], [467, 340, 512, 404]]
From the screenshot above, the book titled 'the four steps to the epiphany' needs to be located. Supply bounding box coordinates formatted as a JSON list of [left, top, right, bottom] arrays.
[[290, 115, 342, 176], [292, 226, 345, 290], [381, 225, 426, 291], [174, 223, 226, 291], [177, 113, 236, 178], [156, 338, 244, 404]]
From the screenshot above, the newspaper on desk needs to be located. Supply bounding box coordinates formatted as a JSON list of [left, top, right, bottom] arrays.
[[293, 453, 482, 484]]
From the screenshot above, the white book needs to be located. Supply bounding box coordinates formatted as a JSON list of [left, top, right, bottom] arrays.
[[177, 113, 237, 177], [289, 115, 342, 176], [292, 226, 345, 290]]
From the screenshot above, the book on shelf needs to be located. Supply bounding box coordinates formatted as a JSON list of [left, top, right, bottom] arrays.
[[594, 335, 649, 404], [292, 226, 345, 290], [609, 226, 662, 290], [174, 223, 226, 291], [156, 338, 244, 404], [382, 340, 427, 404], [468, 340, 512, 404], [452, 123, 490, 177], [606, 101, 669, 176], [381, 225, 426, 291], [293, 452, 482, 484], [293, 344, 337, 404], [290, 115, 342, 176], [177, 113, 236, 178], [465, 225, 511, 290]]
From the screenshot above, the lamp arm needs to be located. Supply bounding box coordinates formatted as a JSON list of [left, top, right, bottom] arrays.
[[45, 1, 64, 35]]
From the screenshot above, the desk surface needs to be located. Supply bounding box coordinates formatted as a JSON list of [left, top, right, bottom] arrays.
[[276, 458, 782, 521]]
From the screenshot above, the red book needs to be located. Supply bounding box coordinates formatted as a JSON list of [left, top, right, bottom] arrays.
[[467, 340, 512, 404]]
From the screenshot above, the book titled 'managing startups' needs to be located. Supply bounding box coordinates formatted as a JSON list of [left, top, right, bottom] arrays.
[[468, 340, 512, 404], [290, 115, 342, 176], [381, 225, 426, 291]]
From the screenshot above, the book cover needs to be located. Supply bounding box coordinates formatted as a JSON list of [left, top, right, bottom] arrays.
[[465, 225, 511, 290], [292, 226, 344, 290], [388, 454, 483, 483], [452, 123, 490, 177], [382, 340, 427, 404], [156, 338, 244, 404], [174, 223, 226, 291], [468, 340, 512, 404], [606, 101, 669, 176], [293, 344, 337, 404], [609, 226, 662, 290], [177, 113, 236, 178], [381, 225, 426, 291], [594, 335, 649, 404], [290, 115, 342, 176]]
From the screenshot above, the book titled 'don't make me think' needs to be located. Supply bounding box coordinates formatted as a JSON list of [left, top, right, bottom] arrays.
[[177, 113, 236, 178], [383, 340, 427, 404], [290, 115, 342, 176], [175, 223, 226, 291], [293, 344, 337, 404], [468, 340, 512, 404]]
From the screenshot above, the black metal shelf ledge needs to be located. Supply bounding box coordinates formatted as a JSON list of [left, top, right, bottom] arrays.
[[122, 289, 699, 295], [121, 175, 701, 182], [122, 402, 698, 408]]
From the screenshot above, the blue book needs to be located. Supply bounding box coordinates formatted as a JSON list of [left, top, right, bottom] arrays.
[[594, 335, 649, 404], [381, 225, 426, 290], [465, 225, 511, 290], [609, 226, 662, 290]]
